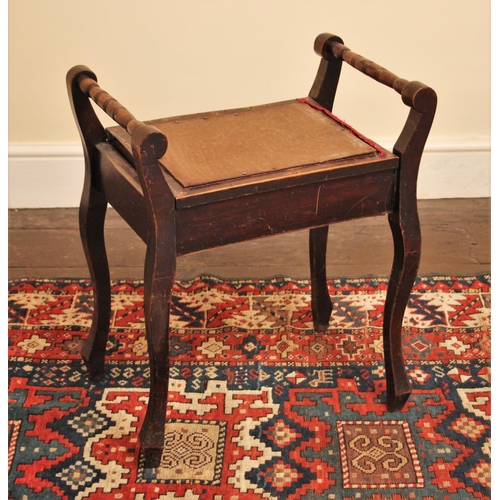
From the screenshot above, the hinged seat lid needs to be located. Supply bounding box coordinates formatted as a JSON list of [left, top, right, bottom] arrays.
[[107, 99, 390, 189]]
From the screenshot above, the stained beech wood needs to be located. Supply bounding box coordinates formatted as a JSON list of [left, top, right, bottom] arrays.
[[132, 125, 174, 467], [315, 34, 409, 94], [67, 66, 111, 379], [309, 225, 333, 332], [67, 33, 437, 467]]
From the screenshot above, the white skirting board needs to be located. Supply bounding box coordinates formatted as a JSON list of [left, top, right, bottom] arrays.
[[8, 141, 490, 208]]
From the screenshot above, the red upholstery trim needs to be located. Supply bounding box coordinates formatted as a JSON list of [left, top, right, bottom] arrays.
[[297, 98, 387, 157]]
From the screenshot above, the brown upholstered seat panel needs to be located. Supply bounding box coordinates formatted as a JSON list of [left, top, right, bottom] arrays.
[[107, 100, 379, 188]]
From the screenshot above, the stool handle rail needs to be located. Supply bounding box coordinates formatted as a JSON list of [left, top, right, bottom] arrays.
[[314, 33, 436, 112], [77, 72, 145, 136], [67, 65, 168, 174], [314, 33, 408, 93]]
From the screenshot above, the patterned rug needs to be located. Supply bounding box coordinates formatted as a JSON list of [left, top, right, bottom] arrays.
[[8, 275, 491, 499]]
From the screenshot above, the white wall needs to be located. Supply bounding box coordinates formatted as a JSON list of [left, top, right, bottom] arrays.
[[8, 0, 491, 207]]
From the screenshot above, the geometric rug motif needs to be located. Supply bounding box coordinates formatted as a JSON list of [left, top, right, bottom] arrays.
[[154, 419, 226, 484], [337, 420, 423, 488], [8, 275, 491, 499]]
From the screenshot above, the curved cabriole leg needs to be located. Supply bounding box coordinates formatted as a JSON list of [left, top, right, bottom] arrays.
[[80, 187, 111, 380], [307, 33, 342, 335], [383, 85, 436, 411], [131, 124, 174, 468], [309, 226, 333, 332], [66, 66, 111, 380], [383, 211, 421, 411], [140, 244, 175, 468]]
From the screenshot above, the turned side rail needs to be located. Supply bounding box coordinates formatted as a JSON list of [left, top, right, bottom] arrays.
[[68, 64, 167, 147], [314, 33, 437, 114], [67, 64, 168, 182], [75, 69, 147, 136], [311, 33, 437, 198]]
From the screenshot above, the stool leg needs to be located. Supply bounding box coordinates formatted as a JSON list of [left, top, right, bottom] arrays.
[[80, 187, 111, 380], [309, 226, 333, 332], [383, 211, 420, 411], [140, 241, 176, 468], [129, 125, 173, 468]]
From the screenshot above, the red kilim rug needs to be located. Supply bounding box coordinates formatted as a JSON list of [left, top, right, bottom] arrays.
[[8, 275, 491, 499]]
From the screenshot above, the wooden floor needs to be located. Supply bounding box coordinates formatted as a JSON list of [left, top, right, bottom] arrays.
[[8, 198, 490, 281]]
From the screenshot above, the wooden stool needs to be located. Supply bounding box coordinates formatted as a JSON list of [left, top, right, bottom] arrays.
[[67, 33, 437, 468]]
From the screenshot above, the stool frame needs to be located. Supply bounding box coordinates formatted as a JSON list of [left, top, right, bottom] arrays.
[[67, 33, 436, 468]]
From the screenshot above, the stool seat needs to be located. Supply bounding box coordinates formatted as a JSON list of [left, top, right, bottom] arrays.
[[67, 32, 437, 468], [107, 98, 397, 208]]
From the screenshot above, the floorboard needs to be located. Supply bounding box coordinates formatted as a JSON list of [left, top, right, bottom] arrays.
[[8, 198, 490, 280]]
